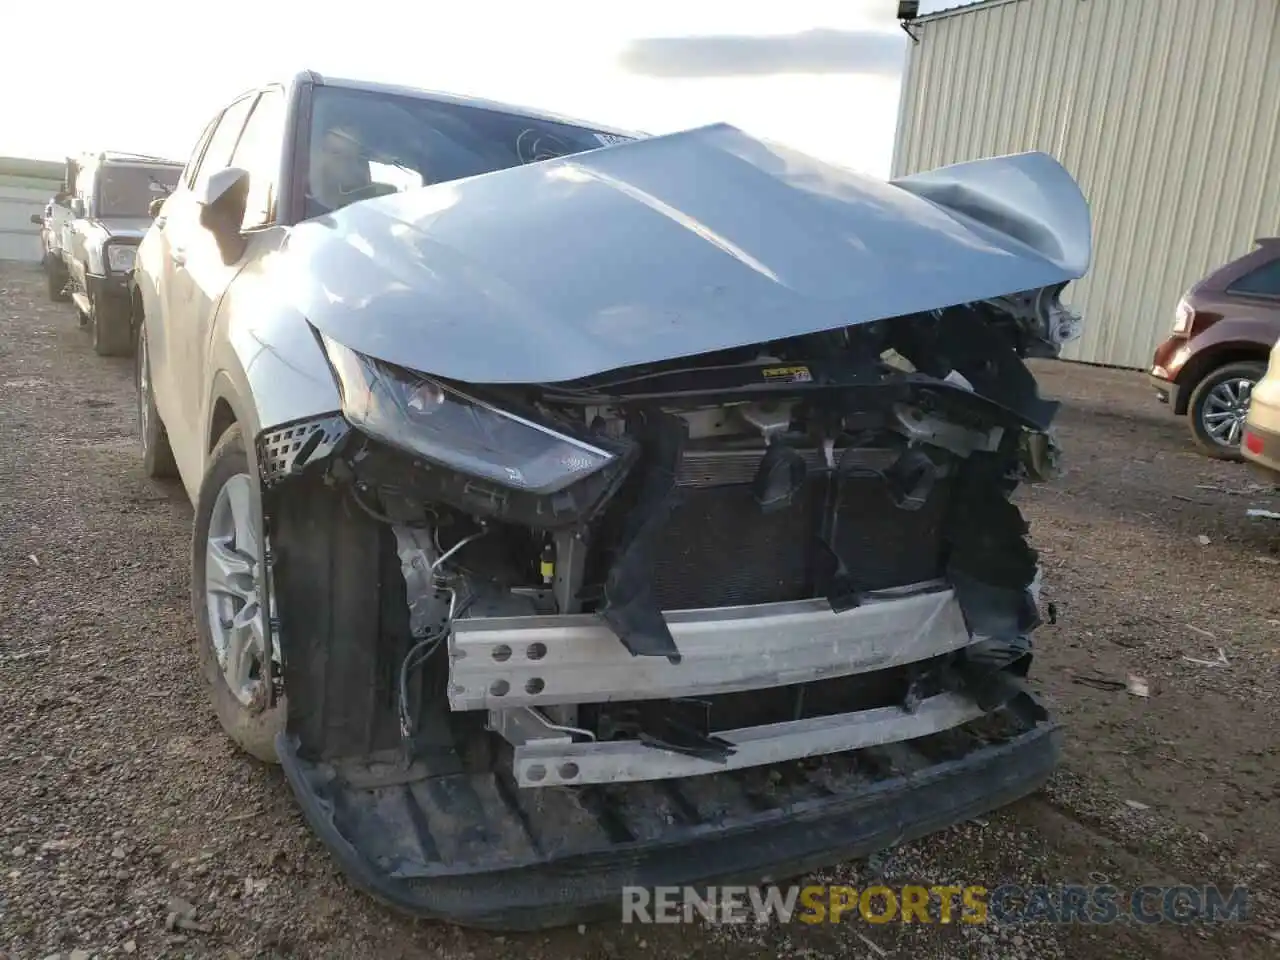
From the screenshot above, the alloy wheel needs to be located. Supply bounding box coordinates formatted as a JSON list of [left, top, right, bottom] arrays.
[[1201, 377, 1254, 448], [137, 328, 152, 446], [205, 474, 273, 710]]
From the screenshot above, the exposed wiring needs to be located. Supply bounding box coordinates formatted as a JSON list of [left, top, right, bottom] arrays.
[[397, 584, 479, 742], [398, 629, 446, 739], [348, 485, 404, 526], [348, 485, 441, 529], [531, 708, 597, 742], [431, 527, 489, 573]]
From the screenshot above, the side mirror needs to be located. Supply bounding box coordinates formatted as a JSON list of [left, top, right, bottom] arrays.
[[195, 166, 250, 264], [69, 197, 85, 217], [148, 197, 166, 219], [30, 213, 43, 225]]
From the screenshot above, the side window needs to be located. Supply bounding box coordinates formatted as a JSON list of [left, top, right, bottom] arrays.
[[1228, 259, 1280, 299], [229, 89, 285, 230], [77, 161, 96, 214], [182, 115, 220, 189], [191, 95, 255, 190]]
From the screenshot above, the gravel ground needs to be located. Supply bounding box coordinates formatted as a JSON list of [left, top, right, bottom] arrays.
[[1, 260, 1278, 959]]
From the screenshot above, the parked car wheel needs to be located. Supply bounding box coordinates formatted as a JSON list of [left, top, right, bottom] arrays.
[[136, 323, 178, 479], [91, 296, 133, 357], [193, 425, 286, 764], [1188, 360, 1265, 459], [44, 262, 69, 303]]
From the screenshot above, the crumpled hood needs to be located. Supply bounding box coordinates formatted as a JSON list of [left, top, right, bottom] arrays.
[[286, 123, 1091, 384]]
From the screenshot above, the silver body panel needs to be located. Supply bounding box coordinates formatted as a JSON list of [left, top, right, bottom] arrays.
[[287, 127, 1091, 384]]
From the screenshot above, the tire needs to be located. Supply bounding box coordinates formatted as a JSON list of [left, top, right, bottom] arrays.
[[193, 425, 286, 763], [91, 295, 133, 357], [1187, 361, 1265, 460], [136, 322, 178, 479], [45, 263, 69, 302]]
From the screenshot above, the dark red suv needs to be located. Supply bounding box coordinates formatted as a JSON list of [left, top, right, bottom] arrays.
[[1150, 239, 1280, 459]]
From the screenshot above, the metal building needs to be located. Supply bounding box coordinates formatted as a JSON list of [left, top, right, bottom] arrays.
[[894, 0, 1280, 369], [0, 157, 63, 263]]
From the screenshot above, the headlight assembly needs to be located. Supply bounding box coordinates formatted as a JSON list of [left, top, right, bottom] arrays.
[[319, 334, 617, 495], [1172, 298, 1195, 335], [105, 243, 137, 273]]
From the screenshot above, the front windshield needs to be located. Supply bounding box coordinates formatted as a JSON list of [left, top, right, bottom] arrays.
[[304, 87, 635, 217], [97, 164, 181, 217]]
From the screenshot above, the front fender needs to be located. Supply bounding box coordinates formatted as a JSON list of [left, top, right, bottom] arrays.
[[1186, 316, 1278, 363], [79, 224, 109, 276], [205, 240, 343, 486]]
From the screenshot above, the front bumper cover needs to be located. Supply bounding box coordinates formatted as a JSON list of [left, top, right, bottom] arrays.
[[277, 694, 1059, 931], [1147, 372, 1183, 410]]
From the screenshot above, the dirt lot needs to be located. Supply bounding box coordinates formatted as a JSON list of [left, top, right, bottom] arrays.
[[1, 260, 1279, 960]]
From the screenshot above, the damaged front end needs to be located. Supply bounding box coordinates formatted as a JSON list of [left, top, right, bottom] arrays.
[[254, 292, 1071, 929]]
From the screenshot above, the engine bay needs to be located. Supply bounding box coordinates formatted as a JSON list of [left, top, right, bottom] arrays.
[[257, 297, 1061, 779]]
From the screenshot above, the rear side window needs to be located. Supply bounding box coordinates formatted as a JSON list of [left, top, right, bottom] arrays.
[[1228, 258, 1280, 298], [182, 116, 219, 189]]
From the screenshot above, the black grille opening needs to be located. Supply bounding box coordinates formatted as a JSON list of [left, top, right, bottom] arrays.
[[831, 476, 951, 591], [646, 448, 950, 610], [583, 443, 951, 613], [650, 481, 820, 609]]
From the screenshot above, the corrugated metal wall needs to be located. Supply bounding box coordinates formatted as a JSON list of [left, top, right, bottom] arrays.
[[0, 182, 52, 263], [894, 0, 1280, 369]]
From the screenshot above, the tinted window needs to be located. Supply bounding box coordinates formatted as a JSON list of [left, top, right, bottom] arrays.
[[229, 89, 285, 229], [1228, 259, 1280, 298], [192, 96, 255, 189], [304, 86, 633, 217], [97, 165, 182, 217]]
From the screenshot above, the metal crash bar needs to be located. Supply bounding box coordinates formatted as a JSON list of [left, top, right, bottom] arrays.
[[509, 692, 986, 787], [447, 584, 973, 711]]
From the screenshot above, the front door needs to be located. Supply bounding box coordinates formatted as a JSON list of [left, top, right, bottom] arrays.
[[157, 94, 257, 482]]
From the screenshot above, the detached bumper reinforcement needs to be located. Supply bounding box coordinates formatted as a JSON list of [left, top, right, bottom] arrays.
[[277, 700, 1060, 931], [448, 583, 970, 710], [512, 691, 985, 786]]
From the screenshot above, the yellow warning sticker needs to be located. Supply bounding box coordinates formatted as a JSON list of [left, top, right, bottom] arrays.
[[761, 365, 813, 384]]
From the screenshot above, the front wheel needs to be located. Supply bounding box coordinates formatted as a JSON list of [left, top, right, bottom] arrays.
[[45, 262, 69, 302], [1188, 361, 1265, 460], [136, 322, 178, 479], [193, 425, 286, 763]]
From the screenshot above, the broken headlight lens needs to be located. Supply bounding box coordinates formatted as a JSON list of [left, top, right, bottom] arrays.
[[105, 243, 136, 274], [320, 335, 617, 495]]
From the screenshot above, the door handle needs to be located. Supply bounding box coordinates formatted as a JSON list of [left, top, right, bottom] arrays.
[[171, 249, 187, 268]]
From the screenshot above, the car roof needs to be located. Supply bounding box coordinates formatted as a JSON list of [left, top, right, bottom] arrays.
[[96, 151, 183, 168], [306, 70, 642, 140], [1190, 238, 1280, 298]]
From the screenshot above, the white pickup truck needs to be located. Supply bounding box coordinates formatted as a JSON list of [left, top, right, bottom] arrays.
[[29, 158, 78, 302], [57, 152, 183, 354]]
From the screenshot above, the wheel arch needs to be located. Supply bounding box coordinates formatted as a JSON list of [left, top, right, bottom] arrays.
[[1174, 342, 1269, 415], [205, 365, 262, 473]]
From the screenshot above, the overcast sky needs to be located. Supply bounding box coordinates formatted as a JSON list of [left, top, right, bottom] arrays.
[[2, 0, 957, 177]]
